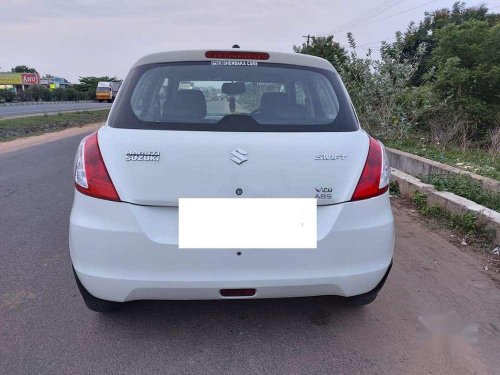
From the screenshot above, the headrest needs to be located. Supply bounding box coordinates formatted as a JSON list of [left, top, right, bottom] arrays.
[[259, 92, 290, 118], [168, 90, 207, 120]]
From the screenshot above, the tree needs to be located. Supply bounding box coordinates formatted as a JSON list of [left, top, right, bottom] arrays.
[[292, 2, 499, 147], [396, 2, 497, 86], [293, 36, 349, 74], [431, 20, 500, 138], [11, 65, 37, 73], [77, 76, 119, 92], [293, 33, 425, 139]]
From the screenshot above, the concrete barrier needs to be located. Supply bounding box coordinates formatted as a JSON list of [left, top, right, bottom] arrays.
[[387, 147, 499, 193], [392, 168, 500, 244], [0, 100, 98, 107]]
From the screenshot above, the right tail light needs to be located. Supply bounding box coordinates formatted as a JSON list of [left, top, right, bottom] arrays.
[[351, 136, 390, 201]]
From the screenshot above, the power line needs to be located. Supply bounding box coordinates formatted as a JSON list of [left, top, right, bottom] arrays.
[[330, 0, 440, 35], [325, 0, 403, 34], [325, 0, 406, 35], [329, 0, 405, 34], [355, 37, 395, 49], [353, 0, 498, 50]]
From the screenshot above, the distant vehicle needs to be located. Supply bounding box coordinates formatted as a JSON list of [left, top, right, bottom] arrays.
[[96, 81, 121, 103], [71, 49, 394, 313]]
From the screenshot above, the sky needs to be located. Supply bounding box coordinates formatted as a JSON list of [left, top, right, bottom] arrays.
[[1, 0, 497, 83]]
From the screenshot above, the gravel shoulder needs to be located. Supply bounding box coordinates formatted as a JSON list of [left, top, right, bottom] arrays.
[[0, 110, 109, 142], [0, 122, 101, 154]]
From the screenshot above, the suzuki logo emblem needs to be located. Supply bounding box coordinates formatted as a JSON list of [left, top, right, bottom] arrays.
[[230, 148, 248, 165]]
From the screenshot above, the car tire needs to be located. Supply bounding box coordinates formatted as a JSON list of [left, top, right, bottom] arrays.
[[344, 261, 392, 307], [344, 291, 378, 306], [73, 267, 121, 313]]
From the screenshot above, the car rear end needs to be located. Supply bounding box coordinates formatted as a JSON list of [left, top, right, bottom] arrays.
[[69, 49, 394, 308]]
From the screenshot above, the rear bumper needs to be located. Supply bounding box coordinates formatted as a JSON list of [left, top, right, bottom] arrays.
[[70, 192, 394, 302]]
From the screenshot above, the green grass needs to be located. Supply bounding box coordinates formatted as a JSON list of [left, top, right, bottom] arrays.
[[389, 180, 400, 196], [384, 138, 499, 181], [421, 174, 500, 211], [0, 109, 110, 142], [412, 191, 494, 239]]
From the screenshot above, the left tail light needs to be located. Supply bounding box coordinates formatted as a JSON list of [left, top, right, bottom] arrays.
[[74, 131, 120, 201]]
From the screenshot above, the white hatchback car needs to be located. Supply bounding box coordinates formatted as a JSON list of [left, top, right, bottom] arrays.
[[70, 49, 394, 312]]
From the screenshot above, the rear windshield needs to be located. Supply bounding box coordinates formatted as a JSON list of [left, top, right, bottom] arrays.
[[108, 62, 358, 132], [97, 87, 110, 92]]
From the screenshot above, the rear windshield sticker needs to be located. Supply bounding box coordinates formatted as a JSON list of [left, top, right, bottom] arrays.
[[211, 60, 258, 67]]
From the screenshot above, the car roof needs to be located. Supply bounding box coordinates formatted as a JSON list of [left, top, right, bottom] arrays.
[[132, 49, 336, 72]]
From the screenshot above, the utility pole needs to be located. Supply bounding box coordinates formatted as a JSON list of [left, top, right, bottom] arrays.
[[302, 35, 311, 52]]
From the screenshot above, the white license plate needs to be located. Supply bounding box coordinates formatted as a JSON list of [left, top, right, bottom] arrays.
[[179, 198, 317, 249]]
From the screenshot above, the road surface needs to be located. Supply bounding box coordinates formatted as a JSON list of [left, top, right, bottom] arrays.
[[0, 102, 111, 118], [206, 98, 252, 114], [1, 128, 499, 375]]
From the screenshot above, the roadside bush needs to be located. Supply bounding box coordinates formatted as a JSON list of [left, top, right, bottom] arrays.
[[294, 33, 426, 139], [26, 85, 52, 102], [342, 33, 426, 139], [0, 89, 15, 103], [489, 127, 500, 156], [426, 106, 476, 149], [51, 88, 65, 101], [85, 90, 95, 100], [15, 91, 31, 102], [40, 87, 52, 101], [64, 88, 78, 101]]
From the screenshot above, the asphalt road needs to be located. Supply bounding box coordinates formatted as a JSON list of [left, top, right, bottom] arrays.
[[206, 99, 249, 114], [1, 129, 499, 375], [0, 102, 111, 118]]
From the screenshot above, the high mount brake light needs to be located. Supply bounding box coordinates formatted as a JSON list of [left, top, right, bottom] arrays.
[[74, 131, 120, 202], [205, 51, 270, 60], [351, 136, 390, 201]]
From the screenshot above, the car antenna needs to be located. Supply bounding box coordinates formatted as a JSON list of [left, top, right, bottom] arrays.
[[232, 44, 240, 48]]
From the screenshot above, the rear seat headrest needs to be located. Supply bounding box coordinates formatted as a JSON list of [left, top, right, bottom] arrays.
[[260, 92, 289, 115], [168, 90, 207, 120]]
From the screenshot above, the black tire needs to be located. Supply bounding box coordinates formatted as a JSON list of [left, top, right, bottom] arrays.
[[345, 291, 378, 307], [344, 261, 393, 307], [97, 99, 103, 103], [73, 268, 121, 313]]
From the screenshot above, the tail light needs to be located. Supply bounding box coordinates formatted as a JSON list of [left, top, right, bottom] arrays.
[[351, 136, 390, 201], [74, 131, 120, 201], [205, 51, 270, 60]]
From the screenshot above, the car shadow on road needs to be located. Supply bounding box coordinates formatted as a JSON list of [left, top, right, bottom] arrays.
[[93, 296, 367, 332], [74, 297, 379, 374]]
